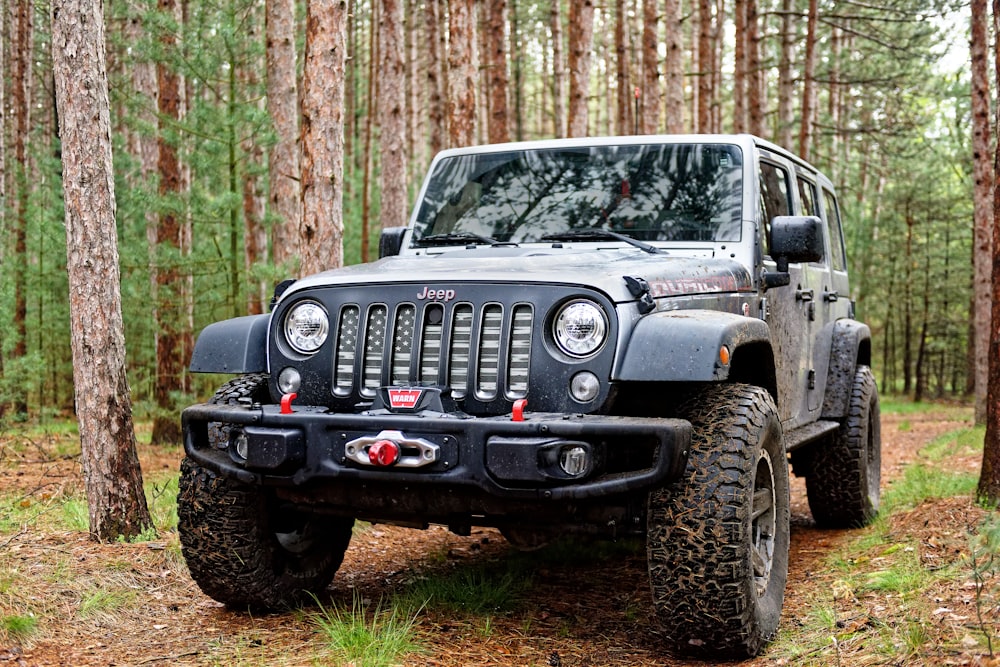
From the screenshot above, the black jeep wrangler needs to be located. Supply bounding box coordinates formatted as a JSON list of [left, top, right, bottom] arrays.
[[178, 135, 880, 659]]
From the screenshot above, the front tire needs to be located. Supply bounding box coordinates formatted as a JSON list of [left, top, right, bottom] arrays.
[[806, 365, 881, 527], [647, 384, 790, 659], [178, 374, 354, 609]]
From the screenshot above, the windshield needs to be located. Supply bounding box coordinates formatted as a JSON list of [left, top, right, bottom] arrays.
[[412, 143, 744, 246]]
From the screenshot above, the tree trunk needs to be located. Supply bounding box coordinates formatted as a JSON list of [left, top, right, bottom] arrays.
[[614, 0, 631, 135], [10, 0, 33, 418], [663, 0, 683, 133], [971, 0, 993, 425], [978, 0, 1000, 503], [566, 0, 594, 137], [426, 0, 446, 154], [732, 0, 746, 133], [447, 0, 477, 147], [510, 0, 523, 141], [551, 0, 566, 138], [266, 0, 301, 271], [696, 0, 711, 133], [52, 0, 153, 541], [300, 0, 347, 275], [777, 0, 794, 147], [486, 0, 511, 144], [379, 0, 407, 235], [797, 0, 818, 160], [639, 0, 660, 134], [362, 3, 378, 263], [746, 0, 764, 136], [151, 0, 186, 445]]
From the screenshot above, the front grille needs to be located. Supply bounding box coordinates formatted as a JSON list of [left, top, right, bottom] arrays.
[[333, 301, 533, 402]]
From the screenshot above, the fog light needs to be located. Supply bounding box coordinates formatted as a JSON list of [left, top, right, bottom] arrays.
[[559, 445, 589, 477], [569, 371, 600, 402], [233, 431, 249, 460], [278, 367, 302, 394]]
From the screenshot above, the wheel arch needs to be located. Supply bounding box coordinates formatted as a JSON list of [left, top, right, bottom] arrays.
[[189, 314, 269, 374], [821, 319, 873, 419], [614, 310, 773, 388]]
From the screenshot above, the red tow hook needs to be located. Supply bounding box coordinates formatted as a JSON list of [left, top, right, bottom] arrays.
[[280, 392, 297, 414], [368, 439, 401, 466], [512, 399, 528, 422]]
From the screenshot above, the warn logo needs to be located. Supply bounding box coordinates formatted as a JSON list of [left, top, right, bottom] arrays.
[[387, 388, 423, 410]]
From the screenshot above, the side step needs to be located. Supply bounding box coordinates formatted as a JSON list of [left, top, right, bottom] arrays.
[[784, 419, 839, 452]]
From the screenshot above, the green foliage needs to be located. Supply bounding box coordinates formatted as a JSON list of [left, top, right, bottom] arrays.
[[311, 595, 423, 667], [400, 563, 531, 617], [1, 614, 39, 643]]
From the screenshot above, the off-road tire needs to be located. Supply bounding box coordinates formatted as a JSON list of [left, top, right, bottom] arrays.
[[647, 384, 790, 659], [806, 365, 881, 528], [178, 374, 354, 609]]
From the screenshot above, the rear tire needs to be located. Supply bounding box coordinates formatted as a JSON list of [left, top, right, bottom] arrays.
[[647, 384, 790, 659], [178, 374, 354, 609], [806, 365, 881, 528]]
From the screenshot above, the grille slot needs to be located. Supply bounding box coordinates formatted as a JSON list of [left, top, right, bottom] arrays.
[[332, 301, 533, 403]]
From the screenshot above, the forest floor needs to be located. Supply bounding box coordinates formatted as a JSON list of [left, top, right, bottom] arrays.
[[0, 405, 997, 667]]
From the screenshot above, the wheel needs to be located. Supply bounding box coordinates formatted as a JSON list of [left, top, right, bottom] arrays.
[[805, 365, 881, 528], [647, 384, 790, 659], [178, 375, 354, 609]]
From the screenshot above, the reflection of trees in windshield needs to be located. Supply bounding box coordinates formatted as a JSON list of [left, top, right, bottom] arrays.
[[414, 144, 743, 244]]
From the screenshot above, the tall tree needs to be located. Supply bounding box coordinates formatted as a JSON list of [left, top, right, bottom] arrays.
[[614, 0, 631, 134], [639, 0, 660, 134], [696, 0, 712, 132], [664, 0, 684, 133], [971, 0, 993, 425], [300, 0, 348, 275], [379, 0, 408, 232], [52, 0, 153, 541], [776, 0, 794, 147], [551, 0, 566, 138], [979, 0, 1000, 503], [447, 0, 476, 146], [266, 0, 301, 271], [746, 0, 764, 136], [732, 0, 747, 133], [566, 0, 594, 137], [426, 0, 446, 153], [486, 0, 511, 144], [151, 0, 188, 445], [9, 0, 33, 417], [798, 0, 818, 159]]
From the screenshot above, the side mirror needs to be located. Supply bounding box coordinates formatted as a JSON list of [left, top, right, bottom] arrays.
[[379, 226, 408, 258], [770, 215, 824, 272]]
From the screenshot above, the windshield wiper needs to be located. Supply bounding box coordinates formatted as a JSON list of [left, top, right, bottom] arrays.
[[540, 228, 662, 254], [414, 232, 498, 247]]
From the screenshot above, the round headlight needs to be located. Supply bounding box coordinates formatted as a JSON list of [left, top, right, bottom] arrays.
[[284, 301, 329, 354], [553, 300, 608, 357]]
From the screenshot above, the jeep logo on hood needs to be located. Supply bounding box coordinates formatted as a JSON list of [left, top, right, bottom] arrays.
[[417, 286, 456, 302]]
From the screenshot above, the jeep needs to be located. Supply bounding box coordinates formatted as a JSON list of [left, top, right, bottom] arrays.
[[178, 135, 880, 659]]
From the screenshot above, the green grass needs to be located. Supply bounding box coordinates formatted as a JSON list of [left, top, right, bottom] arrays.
[[400, 562, 531, 616], [312, 596, 423, 667], [1, 613, 39, 643], [78, 587, 136, 620]]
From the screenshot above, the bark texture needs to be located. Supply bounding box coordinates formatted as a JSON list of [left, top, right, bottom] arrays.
[[300, 0, 347, 275], [663, 0, 684, 133], [639, 0, 660, 134], [447, 0, 477, 146], [551, 0, 565, 138], [566, 0, 594, 137], [486, 0, 510, 144], [379, 0, 408, 232], [266, 0, 301, 270], [52, 0, 152, 540]]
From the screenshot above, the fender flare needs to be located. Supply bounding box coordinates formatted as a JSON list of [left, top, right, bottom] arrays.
[[820, 318, 872, 419], [189, 314, 269, 374], [614, 310, 771, 382]]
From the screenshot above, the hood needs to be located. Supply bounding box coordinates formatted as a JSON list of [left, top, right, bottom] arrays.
[[283, 246, 755, 303]]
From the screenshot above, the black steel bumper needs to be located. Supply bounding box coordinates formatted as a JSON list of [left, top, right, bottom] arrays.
[[182, 403, 691, 502]]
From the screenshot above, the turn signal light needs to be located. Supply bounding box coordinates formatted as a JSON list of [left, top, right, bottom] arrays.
[[368, 439, 401, 466]]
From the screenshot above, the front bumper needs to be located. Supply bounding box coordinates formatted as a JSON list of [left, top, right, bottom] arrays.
[[182, 403, 691, 503]]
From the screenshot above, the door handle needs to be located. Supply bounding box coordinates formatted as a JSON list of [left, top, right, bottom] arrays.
[[824, 290, 839, 302], [796, 288, 814, 302]]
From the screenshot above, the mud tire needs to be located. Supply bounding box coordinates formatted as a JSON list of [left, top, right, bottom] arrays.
[[178, 374, 354, 609], [647, 384, 790, 659], [806, 365, 881, 528]]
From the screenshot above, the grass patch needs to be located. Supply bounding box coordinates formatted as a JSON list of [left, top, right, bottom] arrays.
[[312, 596, 423, 667], [78, 588, 135, 620], [1, 613, 39, 643], [401, 562, 531, 616]]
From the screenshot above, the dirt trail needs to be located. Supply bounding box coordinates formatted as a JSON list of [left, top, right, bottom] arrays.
[[1, 407, 991, 667]]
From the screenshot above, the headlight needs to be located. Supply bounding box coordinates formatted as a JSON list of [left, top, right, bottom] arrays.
[[553, 300, 608, 357], [284, 301, 329, 354]]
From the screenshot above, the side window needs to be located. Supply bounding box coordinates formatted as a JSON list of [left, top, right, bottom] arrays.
[[797, 177, 818, 217], [759, 162, 791, 254], [823, 189, 847, 271]]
